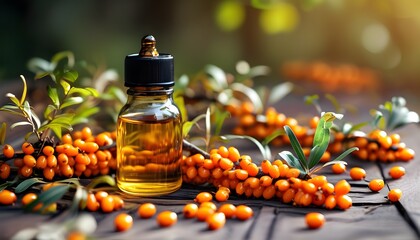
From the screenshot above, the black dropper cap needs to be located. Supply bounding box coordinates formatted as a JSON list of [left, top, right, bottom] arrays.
[[124, 35, 174, 87]]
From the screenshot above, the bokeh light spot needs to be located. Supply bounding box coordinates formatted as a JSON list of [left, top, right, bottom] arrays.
[[259, 2, 299, 34], [361, 23, 390, 53]]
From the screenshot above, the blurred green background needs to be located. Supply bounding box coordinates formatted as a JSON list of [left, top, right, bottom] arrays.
[[1, 0, 420, 95]]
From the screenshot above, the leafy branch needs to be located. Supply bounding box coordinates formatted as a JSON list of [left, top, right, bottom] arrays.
[[279, 112, 358, 178]]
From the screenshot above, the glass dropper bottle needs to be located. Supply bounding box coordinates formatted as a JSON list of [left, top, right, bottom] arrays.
[[116, 35, 183, 196]]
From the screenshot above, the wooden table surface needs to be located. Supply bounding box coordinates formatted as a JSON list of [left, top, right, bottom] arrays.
[[1, 82, 420, 240]]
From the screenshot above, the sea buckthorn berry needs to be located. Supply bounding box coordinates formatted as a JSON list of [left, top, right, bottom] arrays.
[[21, 142, 34, 155], [235, 205, 253, 221], [196, 206, 216, 221], [282, 188, 296, 203], [21, 193, 41, 211], [335, 195, 352, 210], [0, 163, 11, 180], [219, 157, 234, 171], [3, 144, 15, 158], [228, 147, 240, 162], [0, 189, 17, 205], [308, 175, 327, 188], [82, 142, 99, 153], [215, 188, 230, 202], [95, 191, 109, 202], [115, 213, 133, 232], [86, 193, 99, 212], [235, 169, 249, 181], [183, 203, 199, 218], [275, 179, 290, 192], [259, 175, 273, 187], [112, 196, 124, 210], [157, 211, 177, 227], [95, 133, 113, 146], [218, 203, 236, 219], [261, 160, 272, 174], [200, 202, 217, 211], [20, 165, 33, 178], [368, 179, 384, 192], [305, 212, 325, 229], [349, 167, 366, 180], [331, 163, 346, 174], [23, 154, 36, 167], [324, 195, 337, 210], [397, 148, 415, 161], [263, 185, 276, 200], [268, 165, 280, 179], [301, 181, 316, 194], [194, 192, 213, 203], [245, 163, 259, 177], [138, 203, 157, 219], [101, 195, 115, 213], [389, 166, 406, 179], [388, 188, 402, 202], [207, 212, 226, 230], [46, 155, 58, 168], [42, 145, 55, 156], [217, 146, 229, 158], [334, 179, 351, 195]]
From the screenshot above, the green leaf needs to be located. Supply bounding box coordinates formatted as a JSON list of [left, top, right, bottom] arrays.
[[10, 121, 32, 129], [182, 113, 206, 138], [86, 175, 116, 190], [19, 75, 28, 106], [205, 64, 228, 91], [68, 87, 99, 97], [24, 185, 70, 212], [284, 125, 307, 170], [51, 51, 75, 68], [310, 160, 348, 175], [0, 176, 19, 192], [62, 70, 78, 83], [174, 95, 187, 124], [44, 105, 57, 120], [15, 178, 45, 193], [60, 79, 71, 95], [71, 107, 100, 125], [6, 93, 21, 107], [47, 86, 60, 107], [278, 151, 305, 174], [305, 94, 321, 114], [325, 94, 341, 113], [27, 57, 53, 74], [213, 108, 230, 137], [0, 122, 6, 145], [307, 128, 329, 169], [262, 129, 283, 146], [70, 186, 88, 212], [61, 97, 84, 109], [221, 134, 271, 160], [267, 82, 293, 105]]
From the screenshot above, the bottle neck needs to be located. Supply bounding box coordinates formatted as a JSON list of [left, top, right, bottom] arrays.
[[126, 86, 174, 101]]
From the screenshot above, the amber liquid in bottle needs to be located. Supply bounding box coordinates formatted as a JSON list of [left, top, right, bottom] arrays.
[[116, 91, 182, 196]]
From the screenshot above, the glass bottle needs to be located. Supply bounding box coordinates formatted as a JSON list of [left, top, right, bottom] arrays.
[[116, 35, 182, 196]]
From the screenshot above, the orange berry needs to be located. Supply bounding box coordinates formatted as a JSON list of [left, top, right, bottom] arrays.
[[245, 162, 259, 177], [42, 145, 55, 156], [305, 212, 325, 229], [21, 192, 37, 206], [2, 144, 15, 158], [217, 203, 236, 219], [331, 163, 346, 174], [324, 195, 337, 210], [101, 195, 114, 213], [138, 203, 157, 219], [23, 154, 36, 168], [388, 189, 402, 202], [335, 195, 352, 210], [217, 146, 229, 158], [235, 205, 253, 221], [219, 157, 234, 171], [334, 180, 351, 195], [86, 193, 99, 212], [207, 212, 226, 230], [368, 179, 384, 192], [0, 163, 11, 180], [114, 213, 133, 232], [215, 189, 230, 202], [21, 142, 34, 155], [196, 206, 216, 221], [235, 169, 249, 181], [389, 166, 406, 179], [157, 211, 177, 227], [349, 167, 366, 180], [227, 147, 240, 162], [194, 192, 213, 203], [112, 195, 124, 210], [183, 203, 199, 218], [0, 189, 17, 205]]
